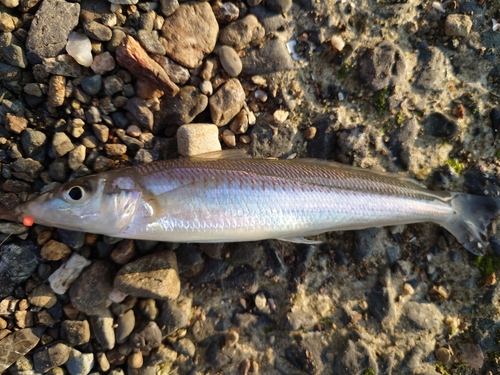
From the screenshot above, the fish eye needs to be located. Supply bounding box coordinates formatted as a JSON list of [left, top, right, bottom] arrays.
[[67, 186, 85, 201]]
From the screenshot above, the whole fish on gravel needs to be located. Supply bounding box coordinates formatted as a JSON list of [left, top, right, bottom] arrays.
[[3, 151, 499, 256]]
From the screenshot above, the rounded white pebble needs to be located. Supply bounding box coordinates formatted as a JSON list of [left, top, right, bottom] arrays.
[[254, 89, 268, 102], [66, 32, 93, 67], [331, 36, 345, 51], [200, 80, 213, 95]]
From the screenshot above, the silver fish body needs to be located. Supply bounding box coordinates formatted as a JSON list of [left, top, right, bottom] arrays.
[[14, 156, 499, 255]]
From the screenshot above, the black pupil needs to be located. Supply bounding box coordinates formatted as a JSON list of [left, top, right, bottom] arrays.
[[68, 186, 83, 201]]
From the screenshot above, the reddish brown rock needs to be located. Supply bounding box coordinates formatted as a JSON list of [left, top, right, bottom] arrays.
[[116, 36, 179, 97]]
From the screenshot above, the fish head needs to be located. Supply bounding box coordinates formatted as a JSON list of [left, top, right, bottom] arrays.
[[17, 175, 142, 235]]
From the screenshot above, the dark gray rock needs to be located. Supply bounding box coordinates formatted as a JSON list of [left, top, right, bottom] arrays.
[[353, 228, 380, 261], [130, 321, 162, 355], [285, 342, 316, 373], [125, 97, 154, 132], [49, 159, 68, 182], [11, 157, 43, 180], [137, 30, 166, 55], [26, 0, 80, 64], [158, 299, 189, 334], [0, 241, 40, 298], [44, 54, 82, 77], [174, 243, 205, 278], [0, 63, 21, 81], [266, 0, 292, 13], [21, 128, 47, 163], [386, 118, 419, 169], [57, 229, 86, 249], [334, 125, 369, 165], [422, 113, 459, 140], [241, 38, 296, 75], [90, 309, 115, 350], [81, 75, 102, 96], [0, 32, 28, 68], [115, 309, 135, 344], [223, 264, 258, 294], [70, 261, 115, 315], [205, 340, 230, 367], [250, 121, 296, 158], [414, 45, 446, 91], [472, 318, 500, 351], [306, 116, 337, 159], [193, 258, 228, 287], [459, 2, 485, 30], [333, 339, 378, 374], [358, 41, 407, 91], [83, 20, 112, 42], [490, 108, 500, 137], [367, 279, 392, 323], [33, 342, 71, 373], [61, 320, 91, 347], [155, 86, 208, 126], [249, 5, 288, 33]]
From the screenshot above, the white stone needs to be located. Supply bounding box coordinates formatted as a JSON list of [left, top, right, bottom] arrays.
[[48, 253, 91, 295], [177, 124, 221, 157], [66, 32, 93, 68], [273, 109, 289, 124], [330, 36, 345, 51], [67, 349, 95, 375]]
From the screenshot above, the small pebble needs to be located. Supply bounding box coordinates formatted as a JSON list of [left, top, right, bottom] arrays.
[[219, 45, 242, 77], [273, 109, 289, 123], [28, 284, 57, 308], [126, 125, 142, 137], [221, 129, 236, 148], [92, 124, 110, 143], [48, 253, 92, 295], [41, 240, 71, 261], [229, 109, 249, 134], [303, 126, 316, 140], [91, 52, 116, 75], [5, 113, 27, 134], [66, 32, 93, 67], [47, 75, 66, 107], [105, 143, 127, 156]]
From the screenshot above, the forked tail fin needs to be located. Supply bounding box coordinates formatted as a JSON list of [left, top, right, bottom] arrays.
[[440, 193, 500, 255]]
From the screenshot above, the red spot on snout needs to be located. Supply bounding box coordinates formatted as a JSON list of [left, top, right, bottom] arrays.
[[22, 216, 34, 227]]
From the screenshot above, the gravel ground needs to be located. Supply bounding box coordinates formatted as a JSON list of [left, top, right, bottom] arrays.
[[1, 0, 500, 374]]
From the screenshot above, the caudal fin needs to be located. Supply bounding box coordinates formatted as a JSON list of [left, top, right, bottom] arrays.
[[440, 193, 500, 255]]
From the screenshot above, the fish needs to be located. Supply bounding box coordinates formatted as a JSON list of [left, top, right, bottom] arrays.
[[5, 151, 500, 255]]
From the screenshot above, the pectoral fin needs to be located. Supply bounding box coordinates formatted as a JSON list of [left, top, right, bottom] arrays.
[[277, 236, 323, 245]]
